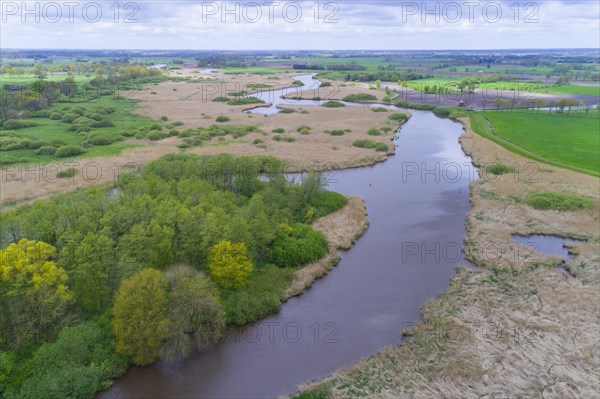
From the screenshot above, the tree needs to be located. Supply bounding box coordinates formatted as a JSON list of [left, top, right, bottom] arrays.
[[160, 265, 225, 362], [209, 241, 253, 289], [0, 239, 73, 348], [112, 269, 169, 365], [557, 98, 575, 113]]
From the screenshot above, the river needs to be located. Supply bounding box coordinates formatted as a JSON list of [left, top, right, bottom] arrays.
[[99, 76, 476, 399]]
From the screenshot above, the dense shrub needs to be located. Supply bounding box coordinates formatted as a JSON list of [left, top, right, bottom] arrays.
[[278, 108, 296, 114], [343, 93, 377, 102], [216, 116, 231, 123], [272, 224, 328, 268], [389, 112, 409, 121], [227, 97, 265, 106], [394, 101, 436, 110], [485, 163, 515, 176], [61, 113, 80, 123], [367, 128, 381, 136], [311, 191, 348, 218], [35, 146, 58, 155], [371, 107, 388, 112], [328, 130, 345, 136], [87, 132, 122, 146], [57, 167, 79, 178], [525, 192, 594, 211], [147, 131, 168, 141], [222, 265, 294, 325], [49, 112, 63, 120], [91, 119, 115, 128], [321, 101, 345, 108], [353, 139, 389, 152], [55, 145, 86, 158], [272, 127, 285, 134], [3, 119, 39, 129]]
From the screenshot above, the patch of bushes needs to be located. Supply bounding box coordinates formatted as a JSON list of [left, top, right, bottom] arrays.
[[49, 112, 63, 120], [3, 119, 39, 129], [55, 145, 86, 158], [216, 116, 231, 123], [272, 224, 328, 268], [525, 192, 594, 211], [327, 130, 345, 136], [320, 82, 332, 87], [353, 139, 389, 152], [278, 108, 296, 114], [292, 80, 305, 86], [389, 112, 409, 122], [227, 97, 265, 106], [343, 93, 377, 102], [311, 191, 348, 218], [253, 139, 264, 145], [367, 128, 381, 136], [86, 132, 123, 146], [321, 101, 346, 108], [297, 125, 311, 134], [485, 163, 515, 176], [272, 127, 285, 134], [57, 167, 79, 179], [371, 107, 388, 112], [91, 119, 114, 128], [147, 131, 169, 141], [222, 265, 294, 325], [212, 97, 229, 102], [35, 146, 58, 156], [394, 101, 436, 110]]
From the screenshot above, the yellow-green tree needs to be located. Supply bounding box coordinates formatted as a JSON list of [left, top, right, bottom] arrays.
[[112, 268, 169, 365], [209, 241, 253, 289], [0, 239, 72, 347]]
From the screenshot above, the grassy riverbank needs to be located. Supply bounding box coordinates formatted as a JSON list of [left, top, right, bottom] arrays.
[[292, 116, 600, 399]]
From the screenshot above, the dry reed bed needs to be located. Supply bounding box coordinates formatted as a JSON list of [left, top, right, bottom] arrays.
[[295, 117, 600, 398]]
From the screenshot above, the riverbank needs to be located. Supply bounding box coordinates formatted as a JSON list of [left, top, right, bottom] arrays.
[[286, 196, 369, 298], [293, 116, 600, 398]]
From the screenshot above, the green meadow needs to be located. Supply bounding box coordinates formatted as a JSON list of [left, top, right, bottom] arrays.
[[470, 111, 600, 176]]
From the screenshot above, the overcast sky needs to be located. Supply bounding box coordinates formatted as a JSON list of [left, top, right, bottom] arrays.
[[1, 0, 599, 50]]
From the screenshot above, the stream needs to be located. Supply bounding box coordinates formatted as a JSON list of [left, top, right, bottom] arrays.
[[99, 75, 476, 399]]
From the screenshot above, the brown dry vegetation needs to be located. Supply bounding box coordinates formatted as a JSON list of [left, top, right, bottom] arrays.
[[0, 73, 407, 208], [286, 196, 369, 298], [295, 118, 600, 398]]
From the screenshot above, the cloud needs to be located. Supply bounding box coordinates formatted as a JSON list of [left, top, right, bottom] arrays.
[[0, 0, 598, 49]]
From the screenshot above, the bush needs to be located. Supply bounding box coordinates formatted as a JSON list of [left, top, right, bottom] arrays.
[[61, 113, 80, 123], [272, 127, 285, 134], [160, 116, 169, 121], [320, 82, 332, 87], [278, 108, 296, 114], [389, 112, 409, 122], [525, 192, 594, 211], [485, 163, 515, 176], [91, 119, 114, 128], [395, 101, 436, 110], [321, 101, 345, 108], [31, 110, 52, 118], [297, 125, 311, 134], [3, 119, 39, 129], [216, 116, 231, 123], [253, 139, 264, 145], [328, 130, 345, 136], [72, 116, 94, 126], [367, 128, 381, 136], [227, 97, 265, 106], [87, 132, 122, 146], [353, 139, 389, 152], [147, 131, 168, 141], [49, 112, 63, 120], [292, 80, 305, 86], [343, 93, 377, 102], [149, 123, 163, 131], [35, 146, 58, 155], [272, 224, 328, 268], [311, 191, 348, 218], [222, 265, 293, 325], [57, 167, 78, 179], [371, 107, 388, 112], [55, 145, 85, 158]]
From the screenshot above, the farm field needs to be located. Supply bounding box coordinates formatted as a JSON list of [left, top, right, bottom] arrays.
[[471, 111, 600, 175]]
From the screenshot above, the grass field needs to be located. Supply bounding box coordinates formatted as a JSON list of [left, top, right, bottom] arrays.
[[1, 96, 154, 165], [470, 111, 600, 176], [474, 81, 600, 96]]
